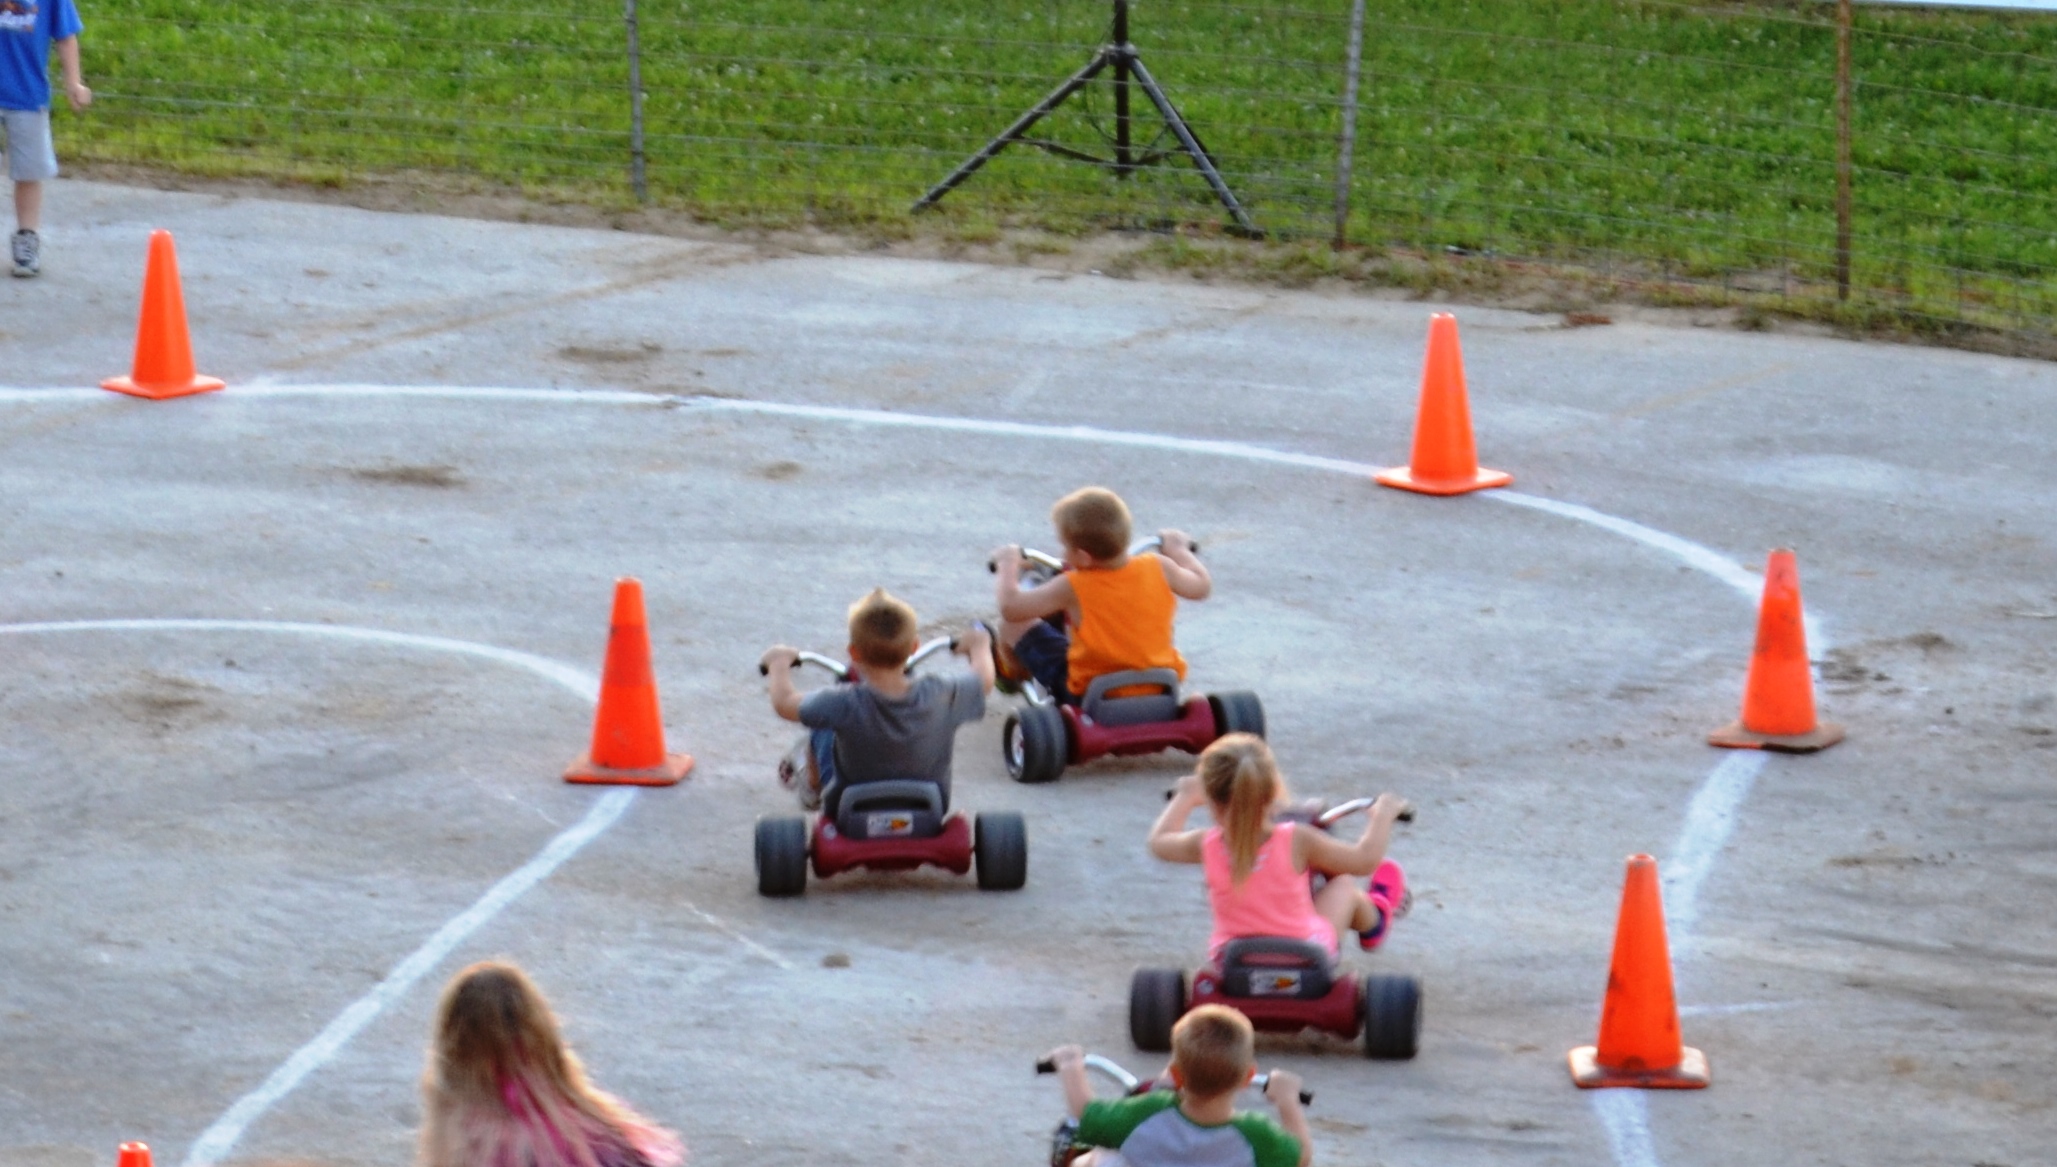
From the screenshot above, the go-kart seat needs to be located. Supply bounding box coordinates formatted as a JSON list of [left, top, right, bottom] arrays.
[[1218, 937, 1337, 1000], [825, 778, 948, 841], [1079, 668, 1183, 727]]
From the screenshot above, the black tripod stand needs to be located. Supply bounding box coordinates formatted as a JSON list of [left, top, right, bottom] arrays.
[[911, 0, 1257, 234]]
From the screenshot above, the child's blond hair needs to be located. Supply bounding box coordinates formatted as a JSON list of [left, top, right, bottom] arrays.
[[847, 587, 919, 668], [1172, 1004, 1256, 1097], [418, 961, 682, 1167], [1199, 734, 1284, 885], [1051, 486, 1132, 563]]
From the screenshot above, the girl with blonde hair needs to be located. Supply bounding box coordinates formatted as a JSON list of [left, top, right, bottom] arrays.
[[418, 961, 685, 1167], [1149, 734, 1410, 959]]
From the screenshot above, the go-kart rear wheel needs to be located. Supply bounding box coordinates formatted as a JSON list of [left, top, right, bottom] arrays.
[[1004, 703, 1067, 784], [754, 815, 810, 897], [1361, 973, 1421, 1059], [1209, 690, 1266, 739], [1129, 968, 1187, 1053], [974, 811, 1028, 891]]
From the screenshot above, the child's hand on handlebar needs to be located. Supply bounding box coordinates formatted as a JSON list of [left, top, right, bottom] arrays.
[[759, 645, 801, 674], [1370, 793, 1411, 824], [1171, 771, 1206, 804], [1042, 1044, 1086, 1071], [1157, 528, 1196, 558], [1261, 1068, 1305, 1110], [954, 622, 992, 656], [990, 544, 1023, 575]]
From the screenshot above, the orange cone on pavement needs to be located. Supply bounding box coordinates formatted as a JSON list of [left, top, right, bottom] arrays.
[[1709, 548, 1844, 753], [1569, 854, 1709, 1089], [1375, 313, 1511, 495], [102, 230, 225, 401], [564, 578, 693, 786]]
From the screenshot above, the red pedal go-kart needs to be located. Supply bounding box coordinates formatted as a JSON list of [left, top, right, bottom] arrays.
[[991, 536, 1265, 784], [1129, 799, 1422, 1059], [1035, 1053, 1313, 1167], [754, 637, 1028, 896]]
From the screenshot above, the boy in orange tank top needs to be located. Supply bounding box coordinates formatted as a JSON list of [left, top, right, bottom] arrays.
[[991, 486, 1211, 704]]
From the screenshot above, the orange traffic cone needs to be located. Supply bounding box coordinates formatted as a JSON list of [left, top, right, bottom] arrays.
[[1569, 854, 1709, 1088], [116, 1144, 152, 1167], [1375, 313, 1511, 495], [102, 230, 225, 401], [1709, 549, 1844, 753], [564, 578, 693, 786]]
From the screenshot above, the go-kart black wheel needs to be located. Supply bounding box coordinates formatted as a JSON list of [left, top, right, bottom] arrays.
[[974, 811, 1028, 891], [1361, 973, 1421, 1059], [1209, 690, 1266, 739], [1129, 968, 1187, 1053], [1004, 703, 1067, 784], [754, 815, 809, 897]]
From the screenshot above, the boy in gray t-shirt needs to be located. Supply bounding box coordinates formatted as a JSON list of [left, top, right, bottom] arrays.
[[760, 588, 994, 812]]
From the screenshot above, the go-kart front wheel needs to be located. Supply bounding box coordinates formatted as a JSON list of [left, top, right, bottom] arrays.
[[1361, 972, 1421, 1059], [1005, 703, 1067, 784], [1209, 690, 1266, 739], [974, 811, 1029, 890], [1129, 968, 1187, 1053], [754, 815, 810, 897]]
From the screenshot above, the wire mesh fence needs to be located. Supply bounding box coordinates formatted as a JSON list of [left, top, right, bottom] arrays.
[[75, 1, 2057, 349]]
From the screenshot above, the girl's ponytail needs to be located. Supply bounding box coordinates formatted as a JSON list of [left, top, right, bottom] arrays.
[[1198, 733, 1283, 884]]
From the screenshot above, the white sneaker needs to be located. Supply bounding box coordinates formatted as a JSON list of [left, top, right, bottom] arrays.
[[777, 736, 821, 811], [11, 229, 39, 278]]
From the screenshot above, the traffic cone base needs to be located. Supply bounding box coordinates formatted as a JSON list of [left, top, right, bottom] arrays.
[[564, 750, 694, 787], [1568, 1043, 1709, 1089], [1373, 464, 1513, 496], [100, 373, 225, 401], [1707, 719, 1845, 754]]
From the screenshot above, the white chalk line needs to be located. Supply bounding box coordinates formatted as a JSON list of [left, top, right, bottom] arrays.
[[182, 786, 638, 1167], [0, 618, 786, 1165], [7, 386, 1820, 1167]]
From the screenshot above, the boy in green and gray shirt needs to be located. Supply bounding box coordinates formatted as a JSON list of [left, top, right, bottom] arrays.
[[1047, 1005, 1312, 1167]]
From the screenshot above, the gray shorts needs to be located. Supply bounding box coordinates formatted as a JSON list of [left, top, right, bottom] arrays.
[[2, 108, 59, 183]]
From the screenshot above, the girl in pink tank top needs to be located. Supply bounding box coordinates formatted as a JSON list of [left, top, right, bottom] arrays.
[[1150, 734, 1413, 962]]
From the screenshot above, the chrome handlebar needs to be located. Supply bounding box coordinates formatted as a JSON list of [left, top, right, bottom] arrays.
[[989, 535, 1197, 574], [1035, 1054, 1311, 1107], [760, 636, 958, 680]]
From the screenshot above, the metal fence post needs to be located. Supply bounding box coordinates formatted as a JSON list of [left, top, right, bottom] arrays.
[[626, 0, 649, 203], [1333, 0, 1367, 249], [1835, 0, 1853, 301]]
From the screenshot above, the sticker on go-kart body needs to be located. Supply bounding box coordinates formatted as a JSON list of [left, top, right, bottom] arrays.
[[1247, 970, 1304, 996], [866, 812, 917, 837]]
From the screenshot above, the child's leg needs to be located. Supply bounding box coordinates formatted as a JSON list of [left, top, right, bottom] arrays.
[[1313, 873, 1376, 943], [14, 179, 40, 232], [1002, 619, 1072, 699]]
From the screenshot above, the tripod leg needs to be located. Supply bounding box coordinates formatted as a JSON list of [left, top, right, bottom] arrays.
[[1128, 57, 1259, 235], [914, 53, 1113, 212]]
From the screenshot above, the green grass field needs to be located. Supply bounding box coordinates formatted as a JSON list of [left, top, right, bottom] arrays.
[[71, 1, 2057, 338]]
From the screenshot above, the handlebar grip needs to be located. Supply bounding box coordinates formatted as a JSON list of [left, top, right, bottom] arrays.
[[1298, 1088, 1314, 1106], [758, 662, 768, 676], [1398, 807, 1415, 823], [987, 559, 998, 574], [1035, 1058, 1056, 1075]]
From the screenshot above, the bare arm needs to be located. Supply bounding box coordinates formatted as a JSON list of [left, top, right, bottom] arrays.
[[1156, 529, 1211, 601], [1293, 794, 1408, 877], [1046, 1045, 1094, 1119], [993, 544, 1078, 622], [955, 622, 996, 693], [1147, 772, 1209, 863], [1263, 1071, 1314, 1167], [55, 38, 91, 111], [759, 646, 803, 722]]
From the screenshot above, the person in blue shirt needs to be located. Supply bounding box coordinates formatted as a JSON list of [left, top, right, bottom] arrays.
[[1, 0, 90, 277]]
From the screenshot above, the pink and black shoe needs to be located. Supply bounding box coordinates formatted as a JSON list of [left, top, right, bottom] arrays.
[[1359, 859, 1411, 950]]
